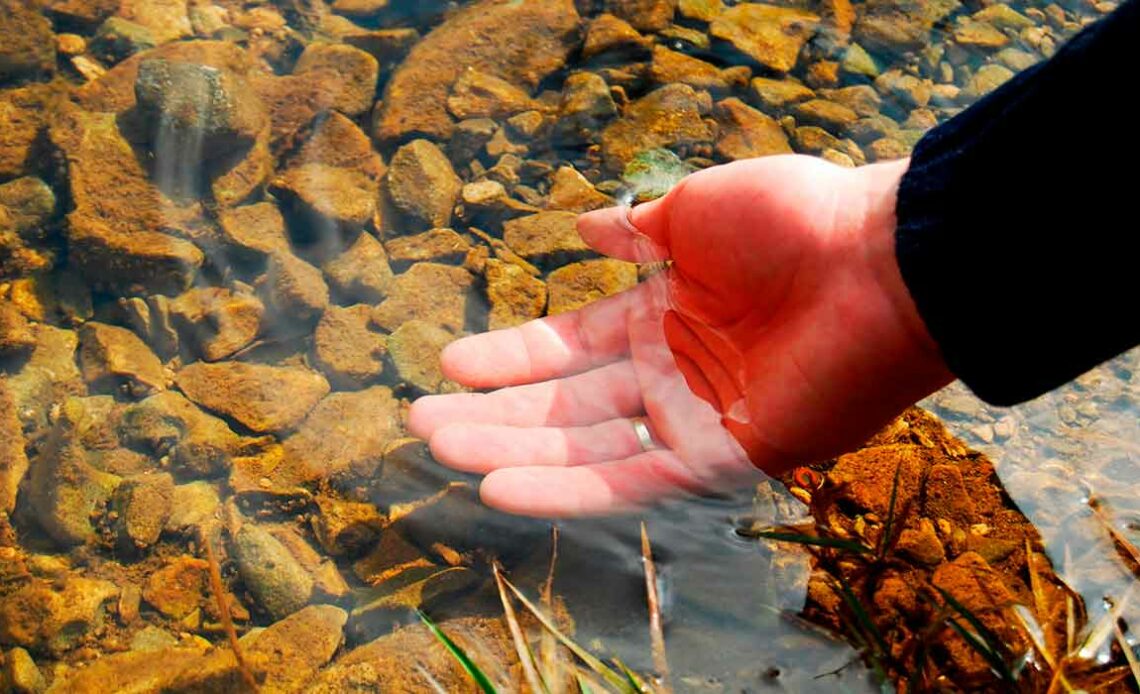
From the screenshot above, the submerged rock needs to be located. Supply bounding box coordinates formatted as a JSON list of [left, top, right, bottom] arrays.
[[713, 97, 792, 161], [142, 554, 207, 618], [387, 320, 457, 394], [386, 139, 462, 231], [271, 163, 378, 233], [215, 201, 291, 262], [176, 361, 330, 434], [170, 286, 264, 362], [485, 258, 547, 330], [605, 0, 675, 32], [119, 391, 241, 478], [322, 232, 394, 305], [710, 4, 820, 72], [0, 576, 118, 655], [313, 305, 387, 390], [546, 166, 614, 213], [78, 321, 166, 397], [111, 471, 175, 552], [503, 211, 592, 269], [0, 0, 56, 83], [281, 386, 401, 483], [601, 84, 712, 173], [263, 251, 330, 325], [547, 259, 639, 315], [0, 646, 45, 693], [0, 300, 34, 359], [232, 522, 314, 620], [854, 0, 960, 53], [0, 378, 28, 514], [371, 262, 473, 333]]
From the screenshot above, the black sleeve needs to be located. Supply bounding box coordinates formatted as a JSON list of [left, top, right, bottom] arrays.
[[894, 0, 1140, 406]]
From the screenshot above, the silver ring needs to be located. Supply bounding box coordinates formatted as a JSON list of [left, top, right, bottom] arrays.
[[631, 417, 656, 452]]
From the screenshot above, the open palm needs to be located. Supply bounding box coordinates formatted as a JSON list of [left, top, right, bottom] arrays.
[[409, 156, 951, 517]]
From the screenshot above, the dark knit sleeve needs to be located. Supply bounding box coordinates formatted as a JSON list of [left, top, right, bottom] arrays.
[[894, 0, 1140, 406]]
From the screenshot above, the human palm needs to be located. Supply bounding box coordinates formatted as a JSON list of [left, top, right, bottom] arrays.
[[408, 155, 952, 517]]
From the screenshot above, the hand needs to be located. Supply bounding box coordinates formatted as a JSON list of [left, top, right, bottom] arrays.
[[408, 155, 953, 517]]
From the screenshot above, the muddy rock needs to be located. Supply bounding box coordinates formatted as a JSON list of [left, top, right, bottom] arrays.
[[271, 164, 379, 233], [387, 320, 457, 394], [134, 59, 267, 163], [601, 83, 713, 173], [313, 305, 387, 390], [714, 97, 792, 161], [117, 0, 192, 45], [281, 386, 401, 483], [854, 0, 960, 54], [553, 72, 618, 146], [485, 259, 547, 330], [142, 555, 207, 618], [0, 0, 56, 83], [828, 444, 930, 517], [176, 361, 330, 434], [375, 0, 580, 144], [710, 4, 820, 73], [606, 0, 675, 31], [503, 211, 592, 269], [322, 232, 393, 305], [749, 77, 813, 111], [0, 379, 27, 514], [953, 19, 1009, 48], [649, 45, 733, 93], [293, 43, 378, 118], [336, 25, 419, 72], [1, 646, 44, 693], [678, 0, 725, 22], [386, 139, 462, 231], [232, 522, 314, 620], [263, 251, 330, 325], [793, 99, 859, 132], [547, 259, 638, 315], [385, 229, 471, 271], [78, 322, 166, 397], [90, 17, 157, 63], [372, 262, 473, 333], [170, 286, 263, 362], [312, 496, 385, 557], [119, 391, 240, 478], [27, 399, 122, 546], [582, 13, 652, 60], [111, 471, 174, 551], [0, 576, 117, 655], [447, 68, 545, 121], [0, 301, 34, 359], [242, 604, 348, 692], [4, 324, 85, 430]]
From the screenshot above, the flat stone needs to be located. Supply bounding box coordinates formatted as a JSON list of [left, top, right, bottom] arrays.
[[953, 19, 1010, 48], [322, 232, 394, 305], [582, 13, 652, 60], [546, 166, 613, 213], [854, 0, 959, 54], [678, 0, 725, 22], [232, 522, 314, 621], [710, 4, 820, 73], [313, 305, 387, 390], [372, 262, 473, 333], [649, 45, 731, 93], [842, 43, 880, 78], [1, 646, 44, 694], [874, 69, 932, 109], [553, 72, 618, 146], [312, 496, 385, 557], [78, 322, 166, 397], [263, 251, 330, 325], [90, 17, 157, 63], [794, 99, 859, 132], [749, 77, 814, 111], [0, 576, 117, 655], [111, 471, 175, 551], [169, 286, 264, 362], [240, 605, 348, 692], [605, 0, 675, 31], [962, 64, 1014, 100], [827, 444, 929, 518], [387, 320, 457, 394], [485, 259, 547, 330], [4, 324, 85, 431], [0, 300, 34, 359], [503, 211, 592, 269], [822, 85, 883, 117], [176, 361, 330, 434], [270, 164, 378, 232], [385, 229, 471, 271], [547, 259, 638, 315], [386, 139, 462, 231], [447, 68, 544, 121], [119, 391, 241, 478], [281, 386, 401, 484], [117, 0, 192, 45], [292, 43, 378, 118], [714, 97, 792, 161], [166, 480, 221, 534], [289, 111, 385, 179], [142, 555, 207, 618]]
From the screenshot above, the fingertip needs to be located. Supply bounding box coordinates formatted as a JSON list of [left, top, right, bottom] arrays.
[[576, 205, 670, 263], [406, 395, 439, 439]]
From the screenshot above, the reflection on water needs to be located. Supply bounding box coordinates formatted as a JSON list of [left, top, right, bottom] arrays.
[[0, 0, 1133, 690]]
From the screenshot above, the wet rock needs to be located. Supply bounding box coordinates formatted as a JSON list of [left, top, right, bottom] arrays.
[[0, 0, 56, 83], [996, 47, 1039, 72], [166, 480, 220, 534], [447, 118, 498, 164], [932, 552, 1025, 679], [553, 72, 618, 146], [854, 0, 960, 54], [209, 128, 272, 208], [241, 604, 347, 692], [322, 232, 394, 305], [649, 45, 732, 93], [461, 180, 540, 222], [281, 386, 401, 484], [582, 13, 652, 60], [0, 177, 55, 234], [714, 97, 792, 161], [176, 361, 330, 434], [710, 4, 820, 73], [842, 43, 880, 79], [170, 286, 264, 362], [749, 77, 814, 111], [606, 0, 675, 31], [827, 444, 929, 517], [372, 262, 473, 333], [794, 99, 859, 132], [546, 166, 613, 213], [291, 112, 385, 180], [895, 517, 946, 565], [848, 113, 902, 144], [134, 59, 267, 163], [313, 305, 387, 390], [41, 645, 214, 693], [678, 0, 724, 22], [292, 42, 378, 118], [46, 0, 120, 31], [232, 522, 314, 620], [503, 211, 592, 269], [111, 471, 174, 551], [485, 259, 547, 330], [312, 496, 385, 557], [78, 322, 166, 397], [120, 391, 240, 478], [0, 301, 34, 359], [4, 324, 85, 430], [923, 463, 977, 525], [142, 555, 207, 618], [1, 646, 44, 693], [547, 259, 638, 315], [952, 19, 1009, 48], [0, 379, 28, 514], [26, 399, 121, 546], [386, 139, 462, 231], [805, 60, 840, 89], [0, 92, 46, 182], [91, 17, 157, 63], [866, 136, 910, 161], [117, 0, 193, 45], [387, 320, 457, 394], [385, 229, 471, 271], [0, 576, 117, 655], [601, 84, 712, 173], [973, 4, 1034, 31], [375, 0, 580, 144], [264, 251, 330, 325], [337, 26, 419, 74], [962, 64, 1014, 100], [823, 85, 883, 118], [271, 164, 378, 233], [447, 68, 545, 121], [874, 69, 932, 109]]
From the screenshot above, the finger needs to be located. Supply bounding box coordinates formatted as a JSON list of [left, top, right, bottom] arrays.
[[427, 418, 647, 474], [662, 309, 745, 418], [478, 449, 706, 517], [440, 280, 660, 388], [407, 360, 643, 437], [576, 205, 670, 262]]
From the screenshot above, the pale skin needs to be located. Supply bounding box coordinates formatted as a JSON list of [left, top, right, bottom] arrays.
[[408, 155, 955, 517]]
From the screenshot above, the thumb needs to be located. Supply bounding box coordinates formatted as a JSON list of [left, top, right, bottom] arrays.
[[576, 188, 679, 263]]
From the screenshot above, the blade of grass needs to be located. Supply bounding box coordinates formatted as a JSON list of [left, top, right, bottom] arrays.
[[575, 671, 599, 694], [417, 609, 499, 694], [640, 522, 671, 693], [934, 586, 1013, 665], [877, 461, 903, 559], [1012, 603, 1057, 671], [541, 525, 565, 694], [1077, 582, 1134, 660], [613, 657, 647, 693], [834, 575, 889, 658], [751, 530, 873, 555], [1112, 619, 1140, 689], [500, 574, 634, 692], [493, 562, 548, 694], [945, 617, 1015, 684]]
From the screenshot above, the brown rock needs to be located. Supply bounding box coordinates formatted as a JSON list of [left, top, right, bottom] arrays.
[[0, 300, 34, 359], [601, 83, 713, 173], [169, 287, 263, 362], [0, 0, 56, 83], [120, 391, 241, 478], [387, 320, 457, 394], [874, 69, 932, 109], [503, 211, 592, 269], [290, 111, 385, 180], [1, 92, 46, 182], [322, 232, 394, 305], [270, 164, 378, 232], [605, 0, 676, 31], [931, 552, 1026, 678], [0, 378, 28, 514], [895, 517, 946, 565], [117, 0, 192, 44], [486, 259, 547, 330], [553, 71, 618, 145], [854, 0, 960, 54], [461, 180, 541, 222], [111, 472, 174, 551], [822, 85, 883, 118], [649, 45, 731, 93], [292, 43, 379, 118], [678, 0, 725, 22], [4, 325, 85, 431], [827, 444, 930, 518], [953, 19, 1010, 48], [374, 0, 580, 144], [749, 77, 814, 111], [209, 129, 272, 208], [264, 251, 330, 325], [386, 139, 462, 231], [793, 99, 859, 132], [372, 262, 473, 333], [714, 97, 792, 161], [176, 361, 330, 434], [447, 68, 544, 121], [0, 576, 117, 655], [820, 0, 856, 44], [313, 305, 387, 390], [281, 386, 401, 483], [710, 4, 820, 73], [866, 136, 910, 161], [923, 463, 978, 525], [1, 646, 44, 693], [241, 605, 348, 692], [385, 229, 471, 271], [78, 322, 166, 397], [337, 27, 420, 73], [312, 496, 385, 557], [546, 166, 614, 213], [216, 202, 291, 261], [45, 0, 120, 30], [793, 125, 844, 154], [547, 259, 638, 315], [142, 555, 207, 618], [582, 13, 652, 60]]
